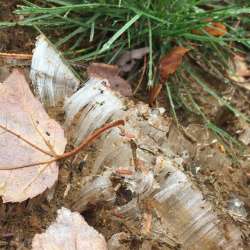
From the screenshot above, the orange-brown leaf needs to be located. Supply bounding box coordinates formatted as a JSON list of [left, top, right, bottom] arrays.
[[204, 22, 227, 36], [159, 47, 189, 82], [148, 83, 163, 106], [192, 21, 227, 37]]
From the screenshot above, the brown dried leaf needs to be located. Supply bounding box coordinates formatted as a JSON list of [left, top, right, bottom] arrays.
[[148, 83, 162, 106], [149, 47, 188, 105], [238, 120, 250, 146], [159, 47, 189, 82], [116, 47, 149, 73], [87, 63, 132, 97], [204, 22, 227, 36], [239, 128, 250, 146], [32, 207, 107, 250], [192, 21, 227, 37], [229, 54, 250, 92], [0, 70, 67, 203]]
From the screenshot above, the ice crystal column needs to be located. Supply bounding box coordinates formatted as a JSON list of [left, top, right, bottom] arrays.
[[67, 88, 243, 249], [30, 36, 243, 249], [30, 35, 80, 107]]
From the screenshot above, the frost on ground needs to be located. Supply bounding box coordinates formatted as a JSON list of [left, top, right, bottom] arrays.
[[0, 33, 248, 249], [30, 35, 246, 249]]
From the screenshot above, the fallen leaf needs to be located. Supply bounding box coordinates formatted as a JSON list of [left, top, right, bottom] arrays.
[[239, 129, 250, 146], [229, 54, 250, 86], [0, 65, 11, 82], [233, 55, 250, 78], [204, 22, 227, 36], [159, 47, 189, 82], [238, 119, 250, 146], [192, 20, 227, 37], [87, 63, 132, 97], [32, 207, 107, 250], [148, 47, 188, 105], [116, 47, 149, 73], [148, 83, 163, 106], [0, 70, 67, 203]]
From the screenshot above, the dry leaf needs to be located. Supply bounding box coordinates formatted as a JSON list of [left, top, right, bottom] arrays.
[[192, 20, 227, 37], [159, 47, 189, 82], [149, 47, 188, 105], [116, 47, 149, 73], [233, 55, 250, 78], [32, 207, 107, 250], [148, 83, 163, 106], [0, 70, 67, 203], [238, 119, 250, 146], [239, 128, 250, 146], [229, 54, 250, 85], [204, 22, 227, 36], [87, 63, 132, 97]]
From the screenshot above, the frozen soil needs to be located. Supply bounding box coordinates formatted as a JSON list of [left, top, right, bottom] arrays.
[[0, 1, 249, 250]]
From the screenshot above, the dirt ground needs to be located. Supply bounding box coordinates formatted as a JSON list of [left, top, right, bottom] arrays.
[[0, 1, 249, 250]]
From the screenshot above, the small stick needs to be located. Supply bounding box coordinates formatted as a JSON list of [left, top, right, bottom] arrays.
[[133, 55, 147, 95], [0, 52, 32, 60]]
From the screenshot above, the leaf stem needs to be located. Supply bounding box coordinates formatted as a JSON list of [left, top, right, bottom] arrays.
[[0, 120, 125, 171], [57, 119, 124, 160]]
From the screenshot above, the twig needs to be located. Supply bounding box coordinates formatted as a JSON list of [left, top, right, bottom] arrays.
[[0, 120, 125, 170], [58, 120, 125, 160], [0, 52, 32, 60]]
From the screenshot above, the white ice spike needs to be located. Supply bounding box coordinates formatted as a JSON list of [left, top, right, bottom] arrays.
[[30, 35, 80, 107], [64, 78, 123, 145]]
